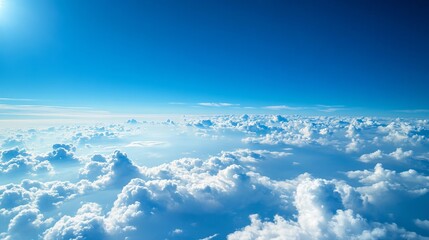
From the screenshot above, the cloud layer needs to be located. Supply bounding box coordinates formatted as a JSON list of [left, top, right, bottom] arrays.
[[0, 115, 428, 239]]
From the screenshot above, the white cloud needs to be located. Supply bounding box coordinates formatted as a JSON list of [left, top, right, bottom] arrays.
[[79, 148, 299, 238], [345, 138, 360, 153], [377, 120, 424, 144], [264, 105, 303, 110], [91, 151, 143, 188], [126, 119, 139, 124], [172, 228, 183, 235], [199, 233, 219, 240], [346, 164, 429, 203], [227, 212, 423, 240], [44, 203, 107, 240], [0, 178, 94, 240], [2, 208, 50, 240], [79, 158, 107, 181], [1, 115, 429, 239], [359, 150, 383, 163], [1, 137, 25, 149], [0, 103, 113, 119], [0, 148, 53, 176], [187, 119, 215, 129], [0, 187, 31, 209], [198, 102, 239, 107], [415, 219, 429, 230], [73, 131, 119, 146], [389, 148, 413, 160], [227, 176, 423, 240], [125, 141, 166, 148], [316, 106, 346, 113], [0, 98, 36, 102], [36, 144, 79, 164]]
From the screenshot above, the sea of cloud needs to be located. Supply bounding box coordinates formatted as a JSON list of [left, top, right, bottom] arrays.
[[0, 115, 428, 239]]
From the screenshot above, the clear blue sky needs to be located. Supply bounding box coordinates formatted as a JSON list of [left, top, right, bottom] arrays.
[[1, 0, 428, 114]]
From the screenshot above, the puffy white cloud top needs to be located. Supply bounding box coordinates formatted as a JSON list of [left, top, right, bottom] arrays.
[[0, 115, 428, 239]]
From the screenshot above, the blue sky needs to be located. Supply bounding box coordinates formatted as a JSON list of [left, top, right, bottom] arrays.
[[1, 0, 429, 115]]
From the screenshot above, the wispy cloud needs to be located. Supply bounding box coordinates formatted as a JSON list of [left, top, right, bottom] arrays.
[[0, 97, 36, 102], [198, 102, 240, 107], [263, 105, 303, 110], [315, 105, 347, 113], [125, 141, 167, 148], [262, 104, 349, 113], [0, 103, 112, 118]]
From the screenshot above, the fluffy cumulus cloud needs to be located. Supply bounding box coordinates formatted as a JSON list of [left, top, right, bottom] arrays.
[[0, 179, 88, 213], [1, 136, 26, 149], [39, 150, 429, 239], [389, 148, 413, 161], [0, 148, 53, 176], [359, 150, 383, 163], [2, 208, 49, 240], [36, 144, 79, 164], [44, 203, 107, 240], [0, 115, 429, 239], [227, 177, 423, 240], [98, 149, 299, 239], [346, 163, 429, 203], [0, 178, 93, 239], [90, 150, 142, 188], [227, 212, 423, 240], [66, 124, 138, 147], [415, 219, 429, 231]]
